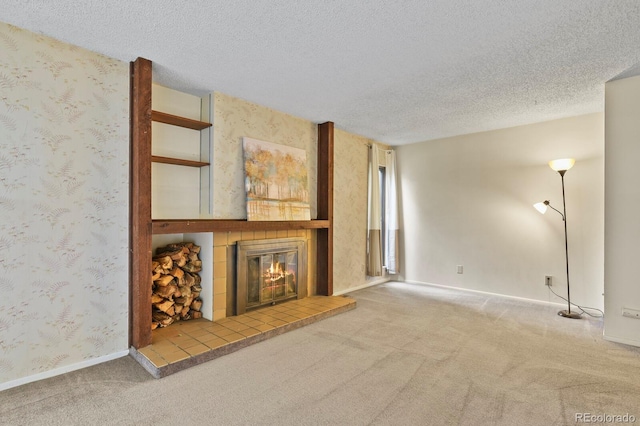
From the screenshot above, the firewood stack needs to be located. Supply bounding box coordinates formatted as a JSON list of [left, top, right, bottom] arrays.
[[151, 242, 204, 330]]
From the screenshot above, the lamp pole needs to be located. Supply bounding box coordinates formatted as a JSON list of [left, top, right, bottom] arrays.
[[534, 159, 580, 319], [557, 169, 580, 319]]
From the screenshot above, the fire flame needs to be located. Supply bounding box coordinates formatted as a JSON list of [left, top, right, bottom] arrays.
[[266, 261, 285, 283], [268, 261, 284, 276], [259, 257, 297, 296]]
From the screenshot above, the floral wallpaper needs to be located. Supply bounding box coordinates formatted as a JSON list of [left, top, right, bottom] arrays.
[[333, 129, 390, 294], [211, 94, 390, 293], [0, 23, 129, 387], [212, 92, 317, 219]]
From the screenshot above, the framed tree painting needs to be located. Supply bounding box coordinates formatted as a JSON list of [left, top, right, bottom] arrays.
[[243, 137, 310, 221]]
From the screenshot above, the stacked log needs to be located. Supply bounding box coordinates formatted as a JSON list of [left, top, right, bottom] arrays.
[[151, 242, 204, 330]]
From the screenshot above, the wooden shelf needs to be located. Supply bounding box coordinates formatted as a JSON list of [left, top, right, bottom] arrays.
[[152, 155, 209, 167], [152, 219, 330, 234], [151, 110, 212, 130]]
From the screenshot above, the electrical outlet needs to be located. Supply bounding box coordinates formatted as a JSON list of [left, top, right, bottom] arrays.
[[545, 275, 552, 287], [622, 307, 640, 319], [456, 265, 463, 274]]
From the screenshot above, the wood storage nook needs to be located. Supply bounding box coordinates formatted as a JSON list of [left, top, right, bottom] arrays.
[[151, 242, 204, 329]]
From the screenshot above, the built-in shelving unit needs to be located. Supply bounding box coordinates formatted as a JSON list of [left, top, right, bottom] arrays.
[[150, 109, 212, 170], [130, 57, 334, 349]]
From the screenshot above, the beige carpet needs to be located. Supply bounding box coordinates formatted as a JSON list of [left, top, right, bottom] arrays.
[[1, 281, 639, 425]]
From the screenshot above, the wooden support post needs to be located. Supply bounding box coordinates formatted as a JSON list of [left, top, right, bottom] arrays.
[[316, 122, 334, 296], [130, 57, 153, 348]]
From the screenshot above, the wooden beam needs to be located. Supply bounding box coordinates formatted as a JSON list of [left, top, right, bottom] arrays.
[[152, 219, 330, 234], [316, 122, 334, 295], [130, 57, 153, 349]]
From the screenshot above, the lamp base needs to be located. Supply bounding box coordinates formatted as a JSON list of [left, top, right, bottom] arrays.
[[558, 310, 581, 319]]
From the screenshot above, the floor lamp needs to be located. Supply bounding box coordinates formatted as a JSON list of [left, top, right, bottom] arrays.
[[534, 158, 581, 319]]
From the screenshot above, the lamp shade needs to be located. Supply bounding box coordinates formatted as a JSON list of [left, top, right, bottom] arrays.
[[533, 202, 548, 214], [548, 158, 575, 172]]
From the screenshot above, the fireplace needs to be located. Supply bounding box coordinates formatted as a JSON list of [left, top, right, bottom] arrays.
[[236, 237, 307, 314]]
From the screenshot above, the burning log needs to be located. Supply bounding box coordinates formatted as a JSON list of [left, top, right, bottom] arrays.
[[151, 242, 204, 329]]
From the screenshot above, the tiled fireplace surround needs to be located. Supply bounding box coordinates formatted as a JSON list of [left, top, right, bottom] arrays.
[[213, 228, 317, 321]]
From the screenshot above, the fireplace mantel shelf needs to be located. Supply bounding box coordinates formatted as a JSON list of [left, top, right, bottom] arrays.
[[152, 219, 330, 234]]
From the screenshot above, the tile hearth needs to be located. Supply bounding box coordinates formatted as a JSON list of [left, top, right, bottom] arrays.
[[131, 295, 356, 378]]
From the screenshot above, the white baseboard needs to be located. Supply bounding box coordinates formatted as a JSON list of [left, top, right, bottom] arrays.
[[603, 334, 640, 348], [0, 349, 129, 392], [334, 277, 391, 296], [402, 279, 569, 309]]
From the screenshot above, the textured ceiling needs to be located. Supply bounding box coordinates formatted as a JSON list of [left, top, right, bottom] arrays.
[[2, 1, 640, 145]]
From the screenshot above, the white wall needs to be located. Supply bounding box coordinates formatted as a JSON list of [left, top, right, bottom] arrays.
[[604, 75, 640, 346], [151, 84, 205, 219], [397, 113, 604, 310]]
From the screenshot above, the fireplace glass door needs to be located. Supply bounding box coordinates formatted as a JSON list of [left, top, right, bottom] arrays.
[[247, 251, 297, 308], [236, 237, 306, 315]]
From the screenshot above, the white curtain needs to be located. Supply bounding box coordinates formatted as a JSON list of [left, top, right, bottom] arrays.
[[367, 145, 383, 276], [385, 150, 400, 274]]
